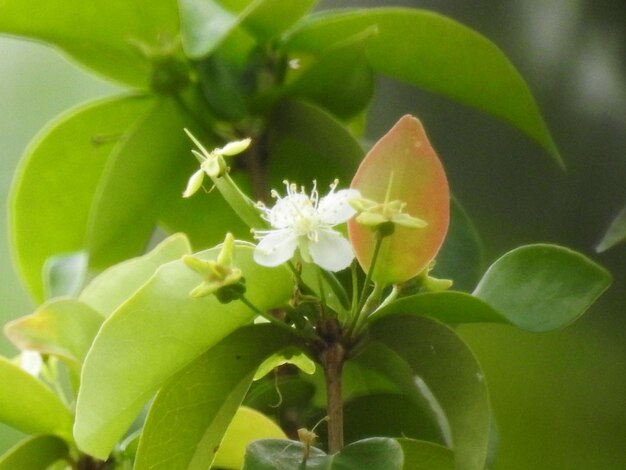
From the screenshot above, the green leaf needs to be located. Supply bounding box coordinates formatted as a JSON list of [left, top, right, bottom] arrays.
[[268, 100, 363, 187], [286, 27, 374, 119], [42, 251, 88, 299], [80, 234, 191, 316], [254, 347, 316, 380], [0, 0, 180, 87], [243, 437, 403, 470], [431, 199, 483, 292], [215, 406, 286, 469], [0, 357, 73, 440], [85, 98, 194, 269], [370, 315, 491, 470], [74, 244, 293, 459], [135, 325, 296, 470], [396, 438, 454, 470], [180, 0, 316, 59], [0, 435, 68, 470], [473, 244, 612, 332], [10, 95, 152, 301], [596, 204, 626, 252], [285, 8, 562, 165], [4, 299, 103, 370], [348, 115, 450, 285]]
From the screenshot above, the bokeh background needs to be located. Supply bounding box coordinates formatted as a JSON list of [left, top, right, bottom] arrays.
[[1, 1, 625, 468]]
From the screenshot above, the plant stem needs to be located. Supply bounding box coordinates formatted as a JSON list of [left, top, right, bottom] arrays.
[[321, 342, 345, 453], [348, 234, 384, 334]]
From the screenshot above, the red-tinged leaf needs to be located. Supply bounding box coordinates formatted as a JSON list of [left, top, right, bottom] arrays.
[[348, 115, 449, 285]]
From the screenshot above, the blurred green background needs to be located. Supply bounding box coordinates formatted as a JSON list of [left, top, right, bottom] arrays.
[[1, 1, 625, 468]]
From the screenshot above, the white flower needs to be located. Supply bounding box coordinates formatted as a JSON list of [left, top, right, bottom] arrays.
[[20, 350, 43, 377], [253, 180, 360, 272], [183, 129, 251, 198]]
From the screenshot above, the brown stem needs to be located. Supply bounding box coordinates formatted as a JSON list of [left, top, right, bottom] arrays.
[[321, 342, 345, 453]]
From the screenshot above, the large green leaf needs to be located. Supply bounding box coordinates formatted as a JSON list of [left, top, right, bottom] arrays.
[[85, 98, 194, 268], [370, 315, 491, 470], [243, 437, 403, 470], [74, 244, 292, 459], [0, 435, 68, 470], [0, 0, 179, 87], [473, 244, 611, 332], [431, 199, 482, 292], [10, 96, 152, 301], [0, 357, 73, 440], [135, 325, 298, 470], [397, 439, 454, 470], [596, 204, 626, 252], [4, 299, 103, 371], [268, 100, 363, 187], [80, 234, 191, 316], [285, 8, 562, 165]]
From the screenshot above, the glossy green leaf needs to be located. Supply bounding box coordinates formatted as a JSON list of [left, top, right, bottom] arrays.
[[74, 244, 292, 459], [243, 437, 403, 470], [0, 357, 73, 440], [268, 100, 363, 187], [596, 204, 626, 252], [10, 96, 152, 301], [285, 8, 562, 165], [349, 115, 450, 285], [135, 325, 296, 470], [0, 435, 68, 470], [80, 234, 191, 316], [4, 299, 103, 370], [42, 251, 88, 299], [286, 28, 374, 119], [85, 98, 193, 269], [0, 0, 180, 87], [473, 244, 612, 332], [180, 0, 316, 59], [396, 438, 454, 470], [370, 315, 491, 470], [431, 199, 482, 292], [215, 406, 286, 469]]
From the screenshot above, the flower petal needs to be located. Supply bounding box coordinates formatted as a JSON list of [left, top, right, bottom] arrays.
[[318, 189, 361, 225], [219, 138, 251, 156], [182, 169, 205, 198], [308, 230, 354, 271], [254, 230, 298, 267]]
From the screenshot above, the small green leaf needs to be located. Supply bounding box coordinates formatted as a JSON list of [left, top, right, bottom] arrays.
[[215, 406, 286, 470], [42, 251, 88, 299], [85, 98, 193, 269], [74, 244, 292, 459], [596, 204, 626, 252], [286, 28, 375, 119], [135, 325, 296, 470], [285, 8, 562, 165], [268, 100, 363, 187], [4, 299, 103, 370], [237, 0, 317, 41], [0, 435, 68, 470], [0, 0, 180, 87], [254, 347, 316, 380], [0, 357, 73, 440], [473, 244, 612, 332], [10, 96, 152, 301], [370, 315, 491, 470], [349, 115, 450, 285], [431, 199, 483, 292], [80, 234, 191, 316], [396, 438, 454, 470]]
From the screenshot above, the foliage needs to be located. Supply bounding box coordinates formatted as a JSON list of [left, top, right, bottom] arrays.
[[0, 1, 612, 469]]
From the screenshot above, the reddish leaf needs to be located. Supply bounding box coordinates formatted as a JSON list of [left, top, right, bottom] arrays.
[[349, 115, 449, 284]]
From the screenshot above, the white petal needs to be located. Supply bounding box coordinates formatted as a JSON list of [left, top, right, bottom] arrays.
[[20, 350, 43, 377], [254, 230, 298, 267], [219, 138, 251, 156], [308, 230, 354, 271], [318, 189, 361, 225], [182, 169, 205, 198]]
